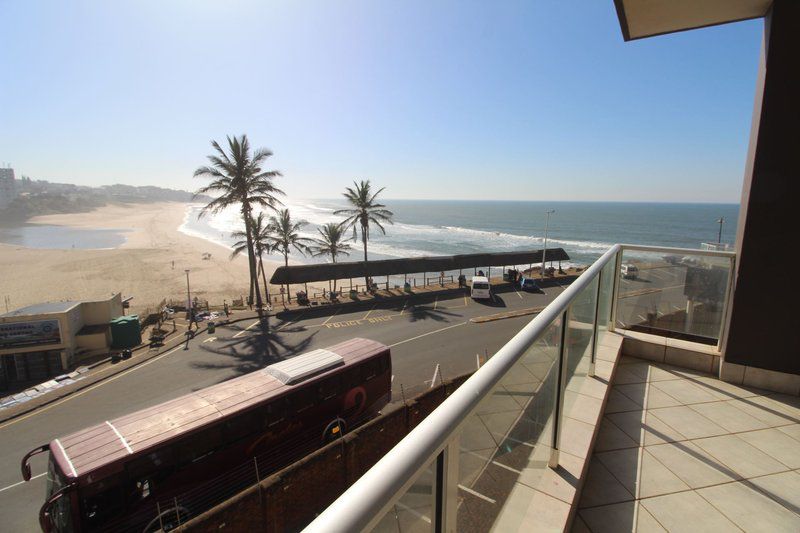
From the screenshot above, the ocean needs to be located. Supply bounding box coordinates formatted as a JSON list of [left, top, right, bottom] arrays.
[[179, 200, 740, 267]]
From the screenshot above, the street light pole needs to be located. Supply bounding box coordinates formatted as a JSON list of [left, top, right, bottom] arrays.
[[185, 269, 191, 319], [541, 209, 555, 280], [717, 217, 725, 244]]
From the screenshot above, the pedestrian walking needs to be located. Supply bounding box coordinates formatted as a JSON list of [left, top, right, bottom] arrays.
[[223, 301, 229, 317]]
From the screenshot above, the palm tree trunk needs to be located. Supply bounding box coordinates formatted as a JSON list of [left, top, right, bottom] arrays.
[[284, 251, 290, 302], [242, 206, 263, 318], [332, 253, 337, 293], [259, 256, 270, 308], [362, 222, 369, 289]]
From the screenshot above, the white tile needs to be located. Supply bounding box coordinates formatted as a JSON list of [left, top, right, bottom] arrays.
[[650, 379, 718, 405], [578, 457, 635, 509], [641, 491, 738, 533], [693, 434, 790, 479], [648, 406, 727, 440], [595, 417, 639, 452], [748, 470, 800, 514], [646, 441, 739, 488], [698, 481, 800, 533], [597, 448, 689, 498], [688, 401, 768, 433], [737, 428, 800, 469]]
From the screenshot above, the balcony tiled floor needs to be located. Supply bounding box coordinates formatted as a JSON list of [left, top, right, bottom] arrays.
[[573, 356, 800, 533]]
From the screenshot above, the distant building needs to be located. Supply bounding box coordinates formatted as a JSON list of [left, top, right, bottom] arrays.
[[0, 293, 125, 390], [0, 168, 17, 210]]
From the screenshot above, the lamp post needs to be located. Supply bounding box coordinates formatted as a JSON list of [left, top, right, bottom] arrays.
[[185, 269, 191, 319], [717, 217, 725, 244], [541, 209, 555, 280]]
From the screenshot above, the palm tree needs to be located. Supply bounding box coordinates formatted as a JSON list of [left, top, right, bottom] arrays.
[[194, 134, 283, 318], [230, 212, 274, 308], [334, 180, 394, 288], [309, 222, 352, 293], [267, 209, 313, 303]]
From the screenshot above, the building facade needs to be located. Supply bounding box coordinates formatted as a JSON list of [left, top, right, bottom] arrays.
[[0, 293, 124, 390], [0, 167, 17, 210]]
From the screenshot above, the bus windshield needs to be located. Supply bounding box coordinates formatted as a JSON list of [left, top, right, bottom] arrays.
[[46, 456, 72, 532]]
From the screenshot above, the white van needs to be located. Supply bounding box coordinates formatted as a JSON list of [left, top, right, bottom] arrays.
[[620, 263, 639, 280], [470, 276, 492, 299]]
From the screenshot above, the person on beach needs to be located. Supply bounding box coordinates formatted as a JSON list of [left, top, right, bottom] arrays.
[[439, 271, 445, 286], [223, 301, 229, 318]]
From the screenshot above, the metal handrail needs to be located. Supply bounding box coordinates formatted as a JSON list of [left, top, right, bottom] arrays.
[[304, 243, 737, 532], [620, 243, 736, 258], [304, 244, 621, 533]]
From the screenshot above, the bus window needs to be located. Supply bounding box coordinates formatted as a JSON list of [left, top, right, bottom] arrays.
[[127, 448, 176, 482], [46, 457, 72, 531], [317, 376, 339, 401], [341, 366, 361, 390], [292, 389, 315, 413], [265, 398, 288, 427], [81, 483, 125, 530], [362, 359, 380, 381], [226, 411, 259, 442], [177, 426, 223, 466]]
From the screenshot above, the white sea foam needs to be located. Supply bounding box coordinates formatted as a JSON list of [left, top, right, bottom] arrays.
[[178, 200, 604, 267]]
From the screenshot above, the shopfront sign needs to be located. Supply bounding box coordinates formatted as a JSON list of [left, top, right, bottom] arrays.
[[0, 320, 62, 349]]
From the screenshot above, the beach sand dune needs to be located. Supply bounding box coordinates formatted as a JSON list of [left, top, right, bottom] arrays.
[[0, 202, 284, 316]]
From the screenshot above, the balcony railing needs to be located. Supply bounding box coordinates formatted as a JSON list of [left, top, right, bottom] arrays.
[[304, 244, 735, 533]]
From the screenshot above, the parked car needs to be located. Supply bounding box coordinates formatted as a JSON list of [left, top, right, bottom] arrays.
[[620, 263, 639, 279], [518, 276, 541, 292], [470, 276, 491, 299]]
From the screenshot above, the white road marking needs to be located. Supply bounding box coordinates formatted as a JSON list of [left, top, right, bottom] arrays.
[[0, 473, 45, 493], [233, 320, 260, 338], [202, 337, 217, 343], [321, 308, 340, 325], [361, 305, 376, 320], [389, 322, 468, 348], [433, 296, 439, 310], [458, 484, 496, 504], [514, 289, 523, 299], [400, 300, 408, 316], [638, 314, 647, 321]]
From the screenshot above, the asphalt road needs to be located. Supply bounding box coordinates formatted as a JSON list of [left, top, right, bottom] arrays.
[[0, 281, 572, 531]]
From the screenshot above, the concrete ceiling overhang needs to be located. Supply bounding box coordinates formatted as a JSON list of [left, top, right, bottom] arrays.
[[614, 0, 772, 41]]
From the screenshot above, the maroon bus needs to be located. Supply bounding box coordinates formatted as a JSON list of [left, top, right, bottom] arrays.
[[21, 338, 391, 532]]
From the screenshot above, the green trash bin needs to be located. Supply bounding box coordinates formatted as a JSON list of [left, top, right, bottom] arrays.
[[349, 289, 358, 300], [207, 321, 215, 334]]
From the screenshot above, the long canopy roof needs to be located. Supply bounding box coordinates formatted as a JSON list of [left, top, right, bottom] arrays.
[[269, 248, 570, 285]]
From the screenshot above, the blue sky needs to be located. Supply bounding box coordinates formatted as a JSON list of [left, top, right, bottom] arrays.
[[0, 1, 762, 202]]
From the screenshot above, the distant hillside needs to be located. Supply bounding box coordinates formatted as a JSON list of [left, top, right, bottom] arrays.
[[0, 178, 211, 224]]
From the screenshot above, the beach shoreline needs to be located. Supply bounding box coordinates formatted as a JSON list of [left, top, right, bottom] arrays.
[[0, 202, 286, 316]]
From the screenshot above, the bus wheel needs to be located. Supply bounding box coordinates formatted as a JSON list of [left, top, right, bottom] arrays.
[[142, 505, 190, 533], [323, 418, 346, 444]]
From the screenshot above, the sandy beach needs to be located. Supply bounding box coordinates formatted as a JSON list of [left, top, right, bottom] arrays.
[[0, 202, 285, 316]]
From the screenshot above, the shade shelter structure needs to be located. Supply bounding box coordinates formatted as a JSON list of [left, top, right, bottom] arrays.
[[269, 248, 570, 287]]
